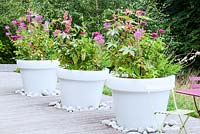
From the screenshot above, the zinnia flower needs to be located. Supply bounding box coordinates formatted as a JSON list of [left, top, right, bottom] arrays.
[[134, 29, 145, 40], [151, 33, 158, 38], [158, 29, 166, 34]]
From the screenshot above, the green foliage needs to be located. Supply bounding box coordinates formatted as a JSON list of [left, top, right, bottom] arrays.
[[8, 12, 59, 60], [105, 10, 181, 78], [158, 0, 200, 67], [0, 40, 15, 64]]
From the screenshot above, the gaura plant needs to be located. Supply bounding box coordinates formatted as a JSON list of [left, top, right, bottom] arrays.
[[104, 9, 182, 78], [5, 9, 58, 60], [54, 11, 109, 71]]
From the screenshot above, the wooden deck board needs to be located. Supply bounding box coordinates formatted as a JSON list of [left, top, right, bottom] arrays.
[[0, 72, 200, 134]]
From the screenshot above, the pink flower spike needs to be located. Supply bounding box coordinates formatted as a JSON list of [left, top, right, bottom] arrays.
[[5, 32, 10, 36], [159, 29, 166, 34], [136, 10, 146, 16], [63, 11, 68, 20], [5, 26, 10, 30], [140, 21, 147, 25], [134, 29, 145, 40], [20, 22, 26, 28], [151, 33, 158, 39], [53, 29, 61, 36]]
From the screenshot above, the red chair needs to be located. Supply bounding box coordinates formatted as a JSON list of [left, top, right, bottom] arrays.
[[176, 77, 200, 116]]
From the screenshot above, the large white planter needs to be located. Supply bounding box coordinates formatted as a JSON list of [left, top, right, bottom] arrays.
[[106, 75, 175, 129], [57, 68, 109, 108], [17, 60, 58, 96]]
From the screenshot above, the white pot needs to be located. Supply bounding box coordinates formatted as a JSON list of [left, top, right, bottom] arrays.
[[106, 75, 175, 129], [57, 68, 109, 108], [17, 60, 58, 96]]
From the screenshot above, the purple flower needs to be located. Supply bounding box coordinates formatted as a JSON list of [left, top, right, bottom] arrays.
[[93, 32, 105, 45], [26, 15, 31, 23], [5, 26, 10, 30], [12, 20, 20, 25], [5, 32, 10, 36], [103, 22, 111, 29], [20, 23, 26, 28], [140, 21, 147, 25], [134, 29, 145, 40], [151, 33, 158, 39], [53, 29, 61, 36], [11, 35, 22, 40], [33, 15, 43, 22], [158, 29, 166, 34]]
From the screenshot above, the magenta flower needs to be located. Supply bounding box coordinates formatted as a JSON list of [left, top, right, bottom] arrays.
[[11, 35, 22, 40], [12, 20, 20, 25], [53, 29, 61, 36], [5, 26, 10, 30], [103, 22, 111, 29], [140, 21, 147, 25], [158, 29, 166, 34], [134, 29, 145, 40], [136, 10, 146, 16], [151, 33, 158, 39], [5, 32, 10, 36], [93, 32, 101, 37], [64, 29, 70, 34], [93, 32, 105, 45]]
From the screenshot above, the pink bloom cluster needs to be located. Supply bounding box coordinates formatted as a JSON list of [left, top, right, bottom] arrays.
[[93, 32, 105, 45], [134, 29, 145, 40], [63, 11, 72, 34], [136, 10, 146, 16], [103, 22, 111, 29]]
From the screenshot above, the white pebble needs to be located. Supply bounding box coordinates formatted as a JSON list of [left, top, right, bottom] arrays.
[[146, 127, 156, 133]]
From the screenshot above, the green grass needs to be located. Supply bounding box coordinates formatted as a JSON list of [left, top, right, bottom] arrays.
[[103, 86, 112, 96]]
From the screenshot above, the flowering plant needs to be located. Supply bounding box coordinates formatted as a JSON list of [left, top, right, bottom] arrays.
[[5, 10, 58, 60], [104, 9, 181, 78], [54, 12, 108, 71]]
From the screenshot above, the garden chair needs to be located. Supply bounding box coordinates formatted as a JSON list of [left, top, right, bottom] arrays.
[[176, 77, 200, 116], [154, 87, 194, 134]]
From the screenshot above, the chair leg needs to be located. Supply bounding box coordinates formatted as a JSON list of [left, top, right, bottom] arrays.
[[193, 96, 200, 116], [178, 115, 190, 134]]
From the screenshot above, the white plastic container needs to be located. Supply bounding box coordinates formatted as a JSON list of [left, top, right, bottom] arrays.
[[106, 75, 175, 129], [17, 60, 58, 96], [57, 68, 109, 108]]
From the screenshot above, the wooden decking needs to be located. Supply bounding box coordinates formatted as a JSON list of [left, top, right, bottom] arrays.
[[0, 72, 200, 134]]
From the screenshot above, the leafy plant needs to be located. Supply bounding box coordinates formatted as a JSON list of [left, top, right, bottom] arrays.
[[54, 12, 108, 71], [104, 9, 182, 78], [5, 10, 58, 60]]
